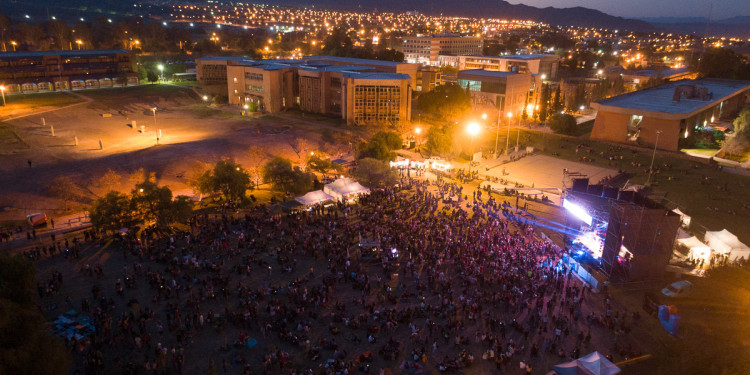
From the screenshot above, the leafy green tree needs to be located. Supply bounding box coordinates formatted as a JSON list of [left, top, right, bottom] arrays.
[[356, 139, 395, 161], [539, 83, 550, 123], [90, 191, 132, 232], [131, 181, 174, 226], [262, 157, 295, 189], [548, 113, 578, 135], [196, 159, 251, 201], [352, 158, 398, 188], [307, 154, 341, 175], [0, 252, 71, 375], [732, 107, 750, 135], [591, 79, 610, 102], [147, 70, 158, 83], [416, 83, 472, 119], [551, 85, 562, 113], [425, 123, 455, 157], [611, 75, 626, 96], [371, 131, 403, 151]]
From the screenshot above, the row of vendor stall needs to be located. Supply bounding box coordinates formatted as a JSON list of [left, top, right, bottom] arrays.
[[678, 229, 750, 263]]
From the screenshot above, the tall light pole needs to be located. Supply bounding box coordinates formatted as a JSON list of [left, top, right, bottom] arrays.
[[157, 64, 164, 82], [466, 122, 480, 171], [0, 85, 5, 106], [151, 107, 157, 128], [645, 130, 663, 186], [505, 111, 512, 155], [75, 40, 82, 50], [494, 110, 501, 156]]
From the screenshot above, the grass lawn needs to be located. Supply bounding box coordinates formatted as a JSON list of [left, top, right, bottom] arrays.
[[681, 148, 718, 157], [1, 92, 84, 120], [476, 129, 750, 241], [612, 266, 750, 374]]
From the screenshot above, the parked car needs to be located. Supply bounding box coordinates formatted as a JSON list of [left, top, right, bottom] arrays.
[[661, 280, 693, 298], [27, 213, 48, 227]]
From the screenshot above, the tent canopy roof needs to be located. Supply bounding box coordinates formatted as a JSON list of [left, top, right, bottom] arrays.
[[705, 229, 749, 254], [295, 190, 334, 206], [553, 351, 621, 375], [677, 236, 711, 251]]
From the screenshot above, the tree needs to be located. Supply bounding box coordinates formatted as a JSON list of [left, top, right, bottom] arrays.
[[548, 113, 578, 135], [89, 191, 132, 232], [130, 181, 174, 226], [611, 75, 625, 96], [356, 139, 395, 161], [46, 176, 84, 210], [261, 157, 314, 194], [196, 159, 251, 201], [306, 154, 341, 175], [352, 158, 398, 188], [0, 252, 71, 375], [732, 107, 750, 135], [246, 146, 270, 189], [371, 131, 403, 151], [425, 123, 455, 157], [551, 85, 562, 113], [96, 169, 121, 193], [146, 70, 158, 83], [539, 83, 550, 123], [416, 83, 472, 119]]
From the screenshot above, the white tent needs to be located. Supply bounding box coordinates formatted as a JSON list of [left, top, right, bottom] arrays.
[[323, 178, 370, 202], [295, 190, 335, 206], [677, 236, 712, 261], [553, 351, 621, 375], [672, 208, 691, 227], [705, 229, 749, 256]]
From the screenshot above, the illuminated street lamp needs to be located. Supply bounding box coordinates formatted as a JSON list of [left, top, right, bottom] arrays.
[[0, 85, 5, 106], [415, 127, 421, 135], [505, 112, 512, 155], [202, 95, 209, 101], [75, 40, 83, 50], [157, 64, 164, 82], [11, 41, 16, 52], [466, 122, 480, 170], [481, 113, 487, 120], [645, 130, 663, 186]]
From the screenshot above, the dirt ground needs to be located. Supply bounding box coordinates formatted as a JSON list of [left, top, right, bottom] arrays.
[[0, 85, 356, 224]]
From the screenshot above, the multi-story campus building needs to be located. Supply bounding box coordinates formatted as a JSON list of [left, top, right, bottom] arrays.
[[439, 54, 560, 80], [457, 69, 534, 116], [0, 49, 138, 93], [201, 55, 416, 125], [591, 79, 750, 151], [397, 34, 483, 65]]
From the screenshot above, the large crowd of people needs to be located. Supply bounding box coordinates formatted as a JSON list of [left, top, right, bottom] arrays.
[[30, 178, 644, 374]]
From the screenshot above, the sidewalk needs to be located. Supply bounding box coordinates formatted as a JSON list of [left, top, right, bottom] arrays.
[[0, 211, 91, 252]]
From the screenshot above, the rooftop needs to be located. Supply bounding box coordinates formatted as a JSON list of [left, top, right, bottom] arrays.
[[298, 65, 374, 73], [595, 78, 750, 115], [0, 49, 130, 59], [458, 69, 518, 78], [197, 56, 254, 62], [626, 68, 691, 78], [343, 72, 412, 80], [304, 55, 407, 67], [500, 54, 557, 60]]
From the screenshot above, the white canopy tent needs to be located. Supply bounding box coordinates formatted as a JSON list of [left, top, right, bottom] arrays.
[[553, 351, 621, 375], [295, 190, 335, 206], [705, 229, 749, 259], [677, 236, 712, 261], [672, 208, 691, 227], [323, 178, 371, 202]]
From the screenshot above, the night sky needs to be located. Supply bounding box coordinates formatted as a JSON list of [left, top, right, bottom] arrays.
[[508, 0, 750, 20]]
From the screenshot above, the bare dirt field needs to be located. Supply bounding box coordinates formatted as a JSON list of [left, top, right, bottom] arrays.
[[0, 85, 358, 224]]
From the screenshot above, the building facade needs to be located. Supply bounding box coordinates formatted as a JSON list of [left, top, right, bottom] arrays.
[[213, 56, 414, 126], [457, 69, 533, 116], [0, 49, 138, 93], [591, 79, 750, 151], [343, 73, 412, 126], [459, 54, 560, 80], [398, 34, 483, 65]]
